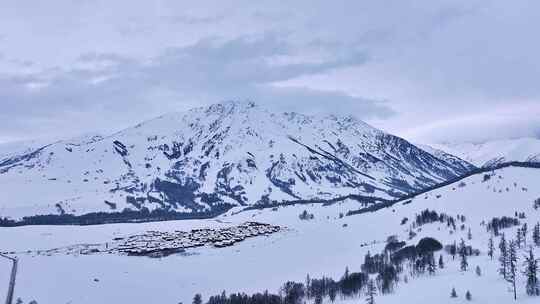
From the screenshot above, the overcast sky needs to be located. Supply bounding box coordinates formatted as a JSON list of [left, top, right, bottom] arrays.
[[1, 0, 539, 144]]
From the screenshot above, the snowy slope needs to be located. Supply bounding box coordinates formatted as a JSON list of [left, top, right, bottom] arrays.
[[417, 144, 476, 173], [0, 101, 473, 219], [0, 139, 51, 162], [2, 165, 539, 304], [432, 137, 540, 168]]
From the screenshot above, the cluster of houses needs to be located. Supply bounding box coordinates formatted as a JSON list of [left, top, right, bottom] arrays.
[[12, 222, 283, 258], [112, 222, 281, 257]]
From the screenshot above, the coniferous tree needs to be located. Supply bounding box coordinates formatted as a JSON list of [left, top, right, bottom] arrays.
[[366, 279, 376, 304], [533, 223, 540, 247], [282, 282, 305, 304], [459, 239, 468, 271], [451, 287, 458, 298], [193, 294, 203, 304], [517, 228, 523, 249], [488, 236, 495, 260], [427, 252, 437, 275], [522, 223, 528, 247], [219, 290, 226, 303], [451, 240, 457, 260], [493, 222, 500, 236], [523, 247, 540, 296], [467, 228, 472, 240], [499, 233, 508, 279], [439, 254, 445, 269], [466, 290, 472, 301], [408, 228, 416, 240], [475, 266, 482, 276], [507, 240, 518, 300], [305, 274, 311, 299], [377, 262, 398, 294], [329, 284, 337, 303]]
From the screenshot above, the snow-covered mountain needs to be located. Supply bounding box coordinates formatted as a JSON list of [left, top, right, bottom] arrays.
[[431, 137, 540, 168], [417, 144, 476, 174], [0, 139, 51, 161], [0, 101, 474, 219]]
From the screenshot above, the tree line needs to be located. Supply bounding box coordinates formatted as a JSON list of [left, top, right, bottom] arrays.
[[0, 204, 232, 227]]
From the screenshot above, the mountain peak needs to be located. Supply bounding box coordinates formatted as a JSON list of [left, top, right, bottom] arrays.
[[197, 100, 258, 115]]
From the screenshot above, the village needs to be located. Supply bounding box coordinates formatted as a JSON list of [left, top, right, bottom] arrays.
[[16, 221, 284, 258], [110, 221, 282, 257]]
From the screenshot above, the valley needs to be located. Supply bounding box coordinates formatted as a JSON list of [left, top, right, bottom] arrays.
[[2, 165, 539, 304]]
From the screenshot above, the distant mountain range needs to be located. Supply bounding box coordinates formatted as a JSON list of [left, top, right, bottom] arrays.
[[430, 137, 540, 168]]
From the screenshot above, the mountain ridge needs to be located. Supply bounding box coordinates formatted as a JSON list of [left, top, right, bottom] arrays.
[[430, 137, 540, 168], [0, 101, 474, 220]]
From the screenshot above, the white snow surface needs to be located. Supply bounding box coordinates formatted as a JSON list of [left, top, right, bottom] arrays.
[[432, 137, 540, 167], [1, 165, 540, 304], [0, 139, 50, 161]]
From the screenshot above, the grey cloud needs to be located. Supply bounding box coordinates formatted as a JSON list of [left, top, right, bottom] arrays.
[[1, 0, 539, 144], [0, 33, 391, 142], [151, 34, 369, 86], [403, 105, 540, 143], [256, 86, 395, 119]]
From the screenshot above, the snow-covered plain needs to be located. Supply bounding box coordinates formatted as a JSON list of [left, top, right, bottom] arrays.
[[1, 166, 540, 304]]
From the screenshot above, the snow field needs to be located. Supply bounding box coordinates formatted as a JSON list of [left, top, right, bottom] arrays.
[[1, 166, 539, 304]]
